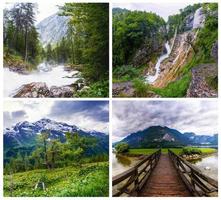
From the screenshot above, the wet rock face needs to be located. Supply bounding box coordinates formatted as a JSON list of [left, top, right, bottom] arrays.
[[211, 41, 218, 62], [183, 13, 194, 31], [13, 82, 79, 98]]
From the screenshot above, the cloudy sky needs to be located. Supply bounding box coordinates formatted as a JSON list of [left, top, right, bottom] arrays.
[[4, 100, 109, 134], [113, 3, 193, 20], [5, 1, 63, 23], [112, 100, 218, 142]]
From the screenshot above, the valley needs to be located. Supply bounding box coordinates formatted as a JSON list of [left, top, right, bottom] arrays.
[[112, 3, 218, 97]]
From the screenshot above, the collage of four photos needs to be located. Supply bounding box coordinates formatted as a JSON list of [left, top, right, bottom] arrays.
[[2, 0, 219, 198]]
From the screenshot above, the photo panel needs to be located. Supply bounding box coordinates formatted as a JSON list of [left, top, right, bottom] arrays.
[[112, 100, 218, 197], [112, 3, 218, 98], [3, 100, 109, 197], [4, 2, 109, 98]]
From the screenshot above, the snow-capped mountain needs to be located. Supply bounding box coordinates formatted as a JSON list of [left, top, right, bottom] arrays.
[[36, 13, 70, 46], [4, 118, 108, 152]]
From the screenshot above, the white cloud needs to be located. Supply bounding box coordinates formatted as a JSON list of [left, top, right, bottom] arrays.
[[112, 100, 218, 142]]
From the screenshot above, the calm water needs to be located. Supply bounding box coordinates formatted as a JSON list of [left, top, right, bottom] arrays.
[[112, 152, 218, 180], [4, 63, 80, 97], [112, 152, 139, 177], [189, 153, 218, 180]]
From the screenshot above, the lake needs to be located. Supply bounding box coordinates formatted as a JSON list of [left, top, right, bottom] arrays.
[[189, 153, 218, 180], [112, 152, 218, 180]]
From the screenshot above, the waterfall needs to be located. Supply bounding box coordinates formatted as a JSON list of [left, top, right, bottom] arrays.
[[145, 42, 171, 83]]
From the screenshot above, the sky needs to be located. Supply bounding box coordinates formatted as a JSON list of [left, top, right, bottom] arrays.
[[112, 101, 218, 142], [5, 1, 62, 23], [4, 100, 109, 134], [113, 3, 193, 21]]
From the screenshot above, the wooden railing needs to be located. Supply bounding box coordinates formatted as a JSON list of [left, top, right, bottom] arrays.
[[168, 149, 218, 197], [112, 149, 161, 197]]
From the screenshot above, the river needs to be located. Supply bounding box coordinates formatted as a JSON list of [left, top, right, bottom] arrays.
[[112, 152, 218, 180], [4, 62, 80, 97], [145, 41, 171, 83]]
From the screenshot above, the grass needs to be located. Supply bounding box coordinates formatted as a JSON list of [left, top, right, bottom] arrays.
[[128, 148, 217, 156], [152, 73, 192, 97], [4, 162, 109, 197]]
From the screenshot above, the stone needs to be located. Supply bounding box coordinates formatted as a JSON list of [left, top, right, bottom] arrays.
[[13, 82, 50, 98], [49, 85, 74, 97]]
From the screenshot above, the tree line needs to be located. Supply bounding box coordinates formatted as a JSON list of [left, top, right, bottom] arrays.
[[4, 132, 108, 174], [4, 3, 42, 64]]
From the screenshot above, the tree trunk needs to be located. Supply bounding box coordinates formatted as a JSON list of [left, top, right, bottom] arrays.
[[24, 27, 28, 62]]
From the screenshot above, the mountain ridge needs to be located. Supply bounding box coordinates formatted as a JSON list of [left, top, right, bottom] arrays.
[[4, 118, 109, 162], [117, 126, 217, 148], [36, 13, 70, 46]]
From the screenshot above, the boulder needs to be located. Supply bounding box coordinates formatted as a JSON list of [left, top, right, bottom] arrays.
[[13, 82, 50, 98], [13, 82, 78, 98], [49, 86, 74, 97]]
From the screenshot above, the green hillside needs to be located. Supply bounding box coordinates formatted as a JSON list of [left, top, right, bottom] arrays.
[[4, 162, 108, 197]]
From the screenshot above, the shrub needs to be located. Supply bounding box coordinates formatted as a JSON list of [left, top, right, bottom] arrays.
[[115, 143, 129, 153], [133, 78, 150, 97], [181, 147, 202, 155]]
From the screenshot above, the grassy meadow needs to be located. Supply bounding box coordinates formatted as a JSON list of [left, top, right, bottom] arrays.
[[4, 162, 109, 197], [128, 148, 217, 155]]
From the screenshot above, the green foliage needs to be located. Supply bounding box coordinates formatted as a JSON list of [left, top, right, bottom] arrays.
[[76, 80, 109, 97], [61, 3, 109, 82], [113, 65, 141, 82], [115, 143, 129, 153], [195, 4, 218, 63], [113, 9, 166, 66], [4, 3, 42, 65], [153, 73, 191, 97], [4, 162, 109, 197], [133, 79, 150, 97], [181, 147, 202, 155], [206, 76, 218, 91], [5, 131, 101, 174]]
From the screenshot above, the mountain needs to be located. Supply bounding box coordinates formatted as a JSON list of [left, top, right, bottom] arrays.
[[4, 118, 108, 162], [117, 126, 217, 148], [36, 13, 70, 46]]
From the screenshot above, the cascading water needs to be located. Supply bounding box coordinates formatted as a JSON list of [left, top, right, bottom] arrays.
[[4, 63, 80, 97], [145, 41, 171, 83]]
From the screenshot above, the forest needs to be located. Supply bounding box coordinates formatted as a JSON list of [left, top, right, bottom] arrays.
[[4, 131, 109, 197], [4, 3, 109, 97], [112, 3, 218, 97]]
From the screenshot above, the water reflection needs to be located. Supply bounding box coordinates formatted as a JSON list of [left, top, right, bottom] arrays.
[[189, 153, 218, 180], [112, 153, 138, 176]]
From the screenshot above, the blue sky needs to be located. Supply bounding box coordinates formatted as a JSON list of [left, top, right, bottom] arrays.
[[4, 100, 109, 134], [112, 100, 218, 142]]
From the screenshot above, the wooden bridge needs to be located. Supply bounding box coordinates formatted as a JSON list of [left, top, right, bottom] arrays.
[[112, 149, 218, 197]]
